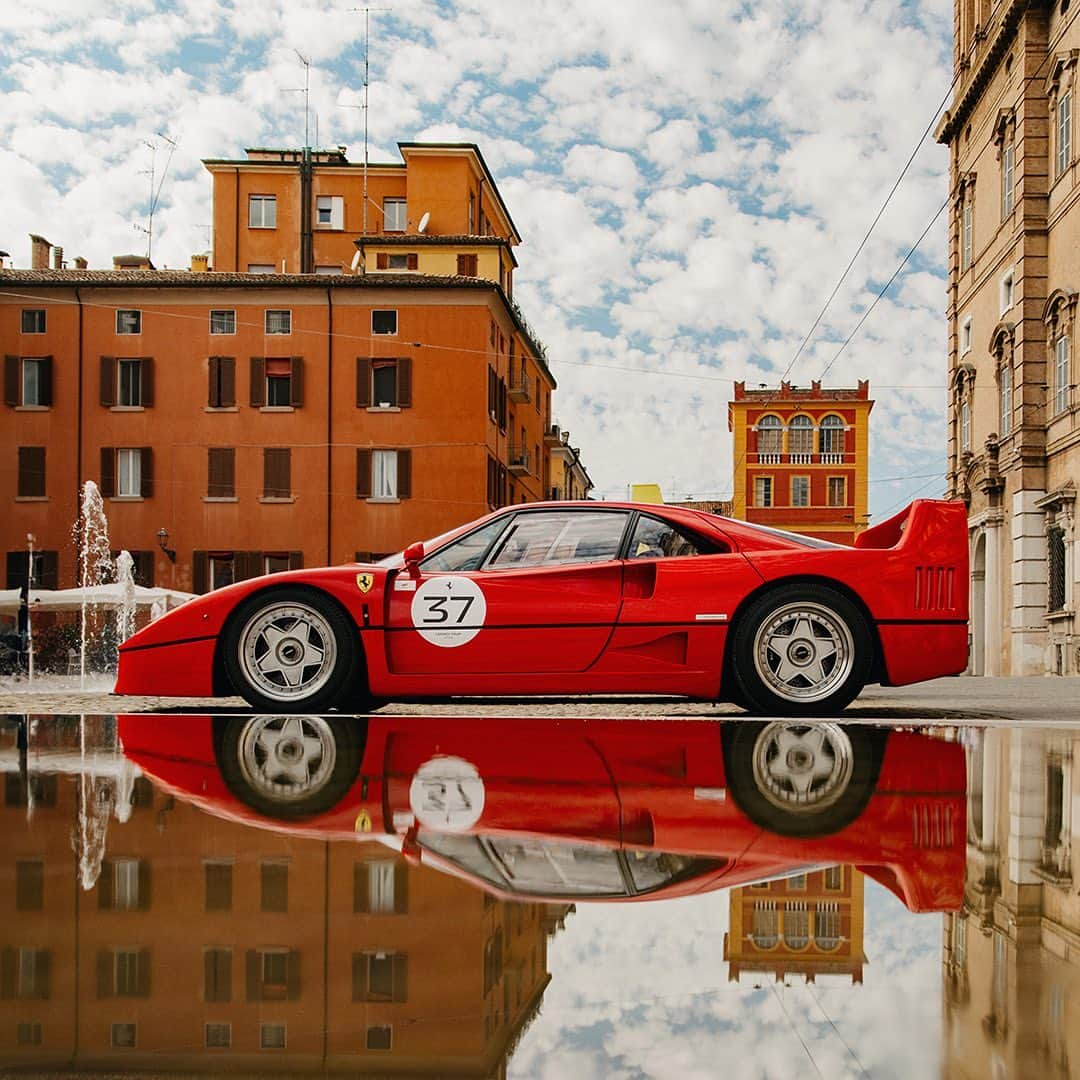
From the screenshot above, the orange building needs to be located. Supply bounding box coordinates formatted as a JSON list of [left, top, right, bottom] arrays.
[[723, 867, 866, 984], [728, 380, 873, 546], [0, 717, 571, 1073], [1, 143, 588, 596]]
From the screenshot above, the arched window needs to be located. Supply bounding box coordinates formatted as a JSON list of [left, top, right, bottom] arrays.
[[820, 415, 845, 459], [788, 415, 814, 460], [961, 398, 972, 452], [757, 415, 783, 458]]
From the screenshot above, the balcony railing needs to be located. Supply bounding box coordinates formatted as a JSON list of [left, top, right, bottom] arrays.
[[508, 445, 531, 475], [508, 376, 531, 403], [751, 452, 851, 465]]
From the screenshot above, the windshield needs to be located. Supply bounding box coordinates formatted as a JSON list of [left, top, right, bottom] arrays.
[[374, 516, 505, 569]]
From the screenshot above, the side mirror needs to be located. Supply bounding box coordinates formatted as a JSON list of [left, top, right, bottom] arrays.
[[403, 541, 424, 579]]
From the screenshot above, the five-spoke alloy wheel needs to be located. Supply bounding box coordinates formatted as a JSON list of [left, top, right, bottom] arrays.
[[223, 588, 362, 712], [730, 584, 873, 716]]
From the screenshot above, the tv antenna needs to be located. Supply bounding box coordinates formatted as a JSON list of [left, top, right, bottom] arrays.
[[134, 132, 179, 262], [347, 7, 390, 235], [284, 50, 313, 147]]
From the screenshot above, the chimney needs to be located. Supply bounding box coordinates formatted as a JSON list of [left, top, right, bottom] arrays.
[[30, 234, 51, 270], [52, 246, 64, 270], [190, 253, 209, 273], [74, 256, 88, 270]]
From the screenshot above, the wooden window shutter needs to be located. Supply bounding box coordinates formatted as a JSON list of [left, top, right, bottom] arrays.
[[99, 356, 115, 406], [290, 357, 304, 406], [397, 357, 412, 407], [249, 357, 265, 407], [0, 947, 16, 999], [18, 447, 45, 498], [40, 356, 53, 407], [235, 552, 263, 581], [288, 551, 303, 570], [38, 552, 58, 591], [95, 950, 113, 998], [286, 951, 301, 1000], [220, 356, 235, 406], [394, 861, 409, 914], [192, 551, 208, 594], [356, 358, 371, 407], [137, 949, 151, 997], [406, 253, 418, 270], [98, 861, 114, 908], [100, 447, 115, 498], [488, 365, 496, 415], [356, 449, 372, 498], [376, 252, 389, 270], [3, 356, 18, 406], [352, 953, 368, 1001], [353, 863, 369, 913], [397, 449, 412, 499], [245, 950, 260, 1001], [392, 954, 408, 1002], [208, 356, 220, 406], [204, 951, 219, 1001], [139, 448, 154, 498], [264, 448, 290, 498], [140, 357, 154, 406], [133, 551, 154, 586], [457, 253, 477, 276], [137, 859, 151, 910], [208, 448, 234, 498]]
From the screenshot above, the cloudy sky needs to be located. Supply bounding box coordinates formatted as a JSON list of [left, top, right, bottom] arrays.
[[0, 0, 954, 518]]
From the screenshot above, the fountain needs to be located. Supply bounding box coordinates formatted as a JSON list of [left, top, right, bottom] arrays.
[[114, 550, 137, 649], [75, 481, 114, 689]]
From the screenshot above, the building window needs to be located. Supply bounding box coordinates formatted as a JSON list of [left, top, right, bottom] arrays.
[[354, 859, 407, 914], [754, 476, 773, 508], [820, 414, 845, 458], [788, 415, 813, 459], [788, 874, 806, 891], [827, 476, 846, 507], [103, 857, 145, 910], [16, 1023, 41, 1045], [356, 448, 412, 500], [752, 901, 777, 947], [16, 860, 44, 910], [116, 309, 141, 335], [249, 194, 277, 228], [209, 554, 234, 590], [17, 447, 46, 498], [366, 1025, 393, 1051], [109, 948, 149, 997], [210, 309, 235, 335], [1048, 526, 1066, 612], [21, 309, 45, 334], [372, 309, 397, 335], [1000, 269, 1015, 313], [824, 866, 843, 890], [383, 198, 406, 232], [249, 948, 298, 1001], [784, 902, 809, 948], [99, 447, 154, 500], [264, 553, 295, 574], [262, 448, 291, 499], [961, 315, 973, 354], [117, 449, 143, 497], [315, 264, 341, 275], [118, 358, 143, 406], [260, 862, 288, 912], [5, 355, 52, 407], [248, 264, 274, 274], [315, 194, 343, 228], [265, 309, 291, 335], [205, 862, 232, 911], [250, 356, 302, 408], [756, 415, 782, 457], [791, 475, 810, 507], [205, 1022, 231, 1048], [352, 952, 408, 1002], [1002, 141, 1015, 217], [357, 357, 412, 408], [1058, 91, 1072, 178], [373, 251, 418, 271], [961, 198, 972, 270], [457, 253, 478, 276], [111, 1023, 137, 1048], [6, 947, 51, 999], [815, 902, 841, 948], [1053, 334, 1071, 415], [260, 1023, 286, 1050], [1000, 363, 1013, 435], [961, 399, 971, 452], [206, 447, 236, 500]]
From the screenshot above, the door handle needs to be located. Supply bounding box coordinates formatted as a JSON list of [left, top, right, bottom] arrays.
[[623, 561, 657, 599]]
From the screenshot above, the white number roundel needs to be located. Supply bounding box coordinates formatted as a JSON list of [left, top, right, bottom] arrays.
[[409, 756, 485, 831], [410, 576, 487, 647]]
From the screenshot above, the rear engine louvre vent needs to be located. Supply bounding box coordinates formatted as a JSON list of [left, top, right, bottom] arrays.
[[912, 803, 956, 849], [914, 566, 956, 612]]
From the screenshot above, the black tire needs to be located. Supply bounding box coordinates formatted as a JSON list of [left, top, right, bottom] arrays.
[[222, 587, 363, 713], [214, 713, 366, 819], [730, 584, 872, 716], [722, 721, 885, 837]]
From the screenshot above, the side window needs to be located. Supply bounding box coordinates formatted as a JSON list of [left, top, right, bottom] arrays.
[[485, 511, 628, 569], [627, 516, 710, 559], [422, 518, 509, 573]]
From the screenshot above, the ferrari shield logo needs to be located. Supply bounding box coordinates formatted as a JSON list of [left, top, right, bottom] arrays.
[[356, 572, 374, 594]]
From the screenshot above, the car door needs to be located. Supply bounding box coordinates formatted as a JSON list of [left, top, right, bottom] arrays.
[[384, 508, 630, 676]]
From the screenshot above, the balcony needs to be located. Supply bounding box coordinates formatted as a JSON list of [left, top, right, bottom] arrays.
[[508, 375, 531, 403], [508, 445, 531, 476], [750, 452, 851, 466], [544, 423, 564, 447]]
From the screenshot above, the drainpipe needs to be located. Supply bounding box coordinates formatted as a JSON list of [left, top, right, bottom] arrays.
[[75, 286, 84, 558], [233, 167, 239, 271], [300, 148, 313, 274], [326, 286, 333, 564]]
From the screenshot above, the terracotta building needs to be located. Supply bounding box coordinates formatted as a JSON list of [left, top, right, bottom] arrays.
[[936, 0, 1079, 676], [724, 867, 866, 984], [1, 142, 591, 595], [728, 380, 873, 546], [0, 716, 571, 1073]]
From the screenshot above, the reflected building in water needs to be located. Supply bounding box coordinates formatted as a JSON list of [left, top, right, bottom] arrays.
[[944, 727, 1079, 1078], [724, 867, 866, 984], [0, 717, 571, 1076]]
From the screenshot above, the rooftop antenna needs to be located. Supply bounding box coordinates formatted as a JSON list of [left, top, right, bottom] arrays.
[[284, 50, 312, 148], [134, 132, 178, 261], [348, 7, 390, 235]]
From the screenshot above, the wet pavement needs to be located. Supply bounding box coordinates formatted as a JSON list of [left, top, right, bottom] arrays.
[[0, 707, 1075, 1077]]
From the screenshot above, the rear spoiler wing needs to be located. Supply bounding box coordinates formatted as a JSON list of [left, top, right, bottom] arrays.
[[854, 499, 966, 552]]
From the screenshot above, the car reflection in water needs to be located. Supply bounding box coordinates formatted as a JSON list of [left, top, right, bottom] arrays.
[[119, 713, 967, 913]]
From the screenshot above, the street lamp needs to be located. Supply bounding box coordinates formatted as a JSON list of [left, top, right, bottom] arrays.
[[25, 533, 36, 683], [156, 528, 176, 562]]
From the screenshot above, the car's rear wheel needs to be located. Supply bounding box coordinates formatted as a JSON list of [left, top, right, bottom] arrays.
[[722, 720, 884, 836], [223, 588, 362, 712], [214, 713, 366, 818], [731, 584, 872, 715]]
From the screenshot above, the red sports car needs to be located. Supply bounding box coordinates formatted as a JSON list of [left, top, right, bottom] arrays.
[[116, 498, 968, 714], [118, 714, 966, 912]]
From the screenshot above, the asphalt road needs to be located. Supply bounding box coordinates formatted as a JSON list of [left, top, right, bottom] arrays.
[[0, 675, 1077, 723]]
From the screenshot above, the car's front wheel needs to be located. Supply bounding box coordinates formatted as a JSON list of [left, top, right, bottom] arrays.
[[731, 584, 872, 715], [223, 588, 362, 712]]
